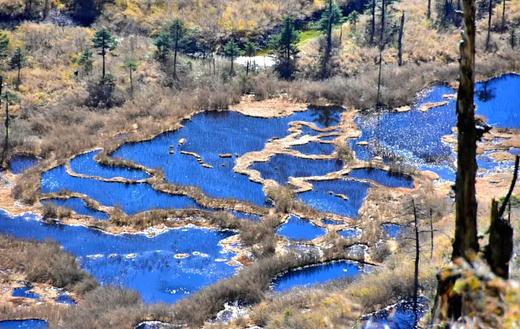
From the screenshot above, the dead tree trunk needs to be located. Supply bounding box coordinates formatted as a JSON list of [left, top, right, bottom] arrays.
[[428, 0, 432, 19], [484, 156, 518, 278], [1, 98, 9, 167], [397, 12, 405, 66], [322, 0, 334, 79], [485, 155, 517, 278], [375, 0, 386, 108], [452, 0, 478, 261], [485, 199, 513, 278], [412, 199, 420, 321], [501, 0, 506, 31], [0, 76, 3, 167], [430, 208, 434, 259], [370, 0, 376, 44], [485, 0, 493, 51]]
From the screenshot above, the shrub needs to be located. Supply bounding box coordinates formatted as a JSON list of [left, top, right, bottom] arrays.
[[0, 235, 98, 294], [59, 286, 144, 329], [266, 185, 296, 213], [336, 140, 354, 163], [86, 75, 125, 109]]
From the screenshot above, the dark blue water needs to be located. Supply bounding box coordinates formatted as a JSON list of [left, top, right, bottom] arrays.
[[277, 215, 326, 240], [231, 210, 261, 221], [0, 320, 48, 329], [349, 168, 414, 188], [111, 111, 322, 206], [322, 218, 344, 225], [361, 298, 428, 329], [12, 284, 39, 299], [39, 109, 352, 217], [351, 85, 456, 180], [292, 141, 336, 155], [352, 75, 520, 180], [9, 155, 38, 174], [304, 106, 344, 128], [0, 211, 237, 304], [56, 293, 76, 305], [382, 224, 403, 239], [252, 155, 343, 185], [69, 150, 149, 180], [299, 179, 370, 218], [300, 125, 325, 136], [475, 74, 520, 129], [41, 166, 200, 215], [273, 260, 362, 292], [339, 228, 362, 239], [41, 198, 109, 221]]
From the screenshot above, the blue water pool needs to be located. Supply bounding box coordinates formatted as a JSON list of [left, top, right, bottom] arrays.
[[351, 74, 520, 180], [0, 211, 237, 304], [231, 210, 261, 221], [41, 198, 109, 221], [349, 168, 414, 188], [41, 166, 200, 215], [277, 215, 326, 241], [299, 179, 370, 218], [69, 150, 149, 180], [339, 228, 362, 239], [322, 218, 344, 225], [475, 73, 520, 129], [252, 154, 343, 185], [0, 320, 48, 329], [351, 85, 456, 180], [56, 293, 76, 305], [382, 224, 403, 239], [9, 155, 38, 174], [112, 111, 315, 206], [292, 141, 336, 155], [273, 260, 362, 292], [362, 298, 428, 329], [12, 284, 39, 299], [110, 109, 345, 206], [305, 106, 344, 128]]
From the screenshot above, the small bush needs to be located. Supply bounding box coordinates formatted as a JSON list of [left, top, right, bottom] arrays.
[[86, 75, 125, 109], [0, 235, 97, 294], [266, 185, 296, 213], [337, 140, 354, 163]]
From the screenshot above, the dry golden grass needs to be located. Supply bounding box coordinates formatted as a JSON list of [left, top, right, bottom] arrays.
[[98, 0, 333, 35]]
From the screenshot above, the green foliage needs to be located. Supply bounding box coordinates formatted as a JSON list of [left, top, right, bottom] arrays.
[[346, 11, 360, 25], [224, 39, 241, 75], [92, 28, 118, 55], [319, 1, 343, 32], [0, 90, 20, 104], [297, 29, 322, 46], [92, 27, 117, 78], [167, 18, 186, 50], [154, 20, 213, 62], [78, 48, 94, 75], [244, 40, 257, 57], [10, 47, 25, 69], [154, 31, 171, 62], [124, 59, 138, 71], [223, 40, 242, 59], [86, 74, 123, 108], [270, 16, 299, 79]]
